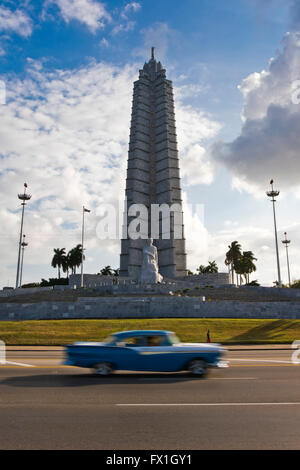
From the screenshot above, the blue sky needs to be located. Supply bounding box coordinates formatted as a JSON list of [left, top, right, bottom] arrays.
[[0, 0, 300, 286]]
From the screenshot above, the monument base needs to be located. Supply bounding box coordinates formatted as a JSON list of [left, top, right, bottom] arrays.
[[69, 273, 231, 290]]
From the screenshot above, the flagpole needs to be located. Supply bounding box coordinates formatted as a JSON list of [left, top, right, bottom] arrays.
[[81, 206, 85, 288]]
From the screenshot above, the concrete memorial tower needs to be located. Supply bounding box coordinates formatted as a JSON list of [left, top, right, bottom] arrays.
[[120, 48, 187, 280]]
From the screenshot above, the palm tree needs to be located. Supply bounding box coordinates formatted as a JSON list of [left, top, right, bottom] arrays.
[[233, 251, 257, 285], [233, 256, 247, 285], [61, 254, 70, 279], [51, 248, 66, 279], [197, 261, 218, 274], [197, 265, 207, 274], [100, 265, 113, 276], [242, 251, 257, 284], [205, 261, 218, 273], [67, 244, 83, 274], [113, 268, 120, 277], [225, 241, 242, 284]]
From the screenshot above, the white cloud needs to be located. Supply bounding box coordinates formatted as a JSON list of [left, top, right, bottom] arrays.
[[99, 37, 109, 47], [0, 59, 137, 285], [121, 2, 141, 19], [1, 56, 299, 287], [183, 194, 209, 266], [176, 104, 222, 185], [0, 57, 220, 284], [192, 221, 300, 286], [111, 20, 135, 35], [0, 5, 32, 37], [175, 83, 204, 100], [132, 22, 177, 62], [132, 21, 222, 186], [45, 0, 111, 32], [110, 1, 141, 35], [211, 32, 300, 193]]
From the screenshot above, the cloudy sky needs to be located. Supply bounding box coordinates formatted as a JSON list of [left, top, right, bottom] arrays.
[[0, 0, 299, 287]]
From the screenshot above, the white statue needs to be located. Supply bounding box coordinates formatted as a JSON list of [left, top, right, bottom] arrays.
[[139, 238, 163, 284]]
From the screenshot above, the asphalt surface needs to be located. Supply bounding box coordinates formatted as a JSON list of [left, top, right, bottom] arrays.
[[0, 347, 299, 450]]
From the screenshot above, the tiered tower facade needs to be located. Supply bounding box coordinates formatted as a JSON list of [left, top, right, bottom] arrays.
[[120, 49, 187, 279]]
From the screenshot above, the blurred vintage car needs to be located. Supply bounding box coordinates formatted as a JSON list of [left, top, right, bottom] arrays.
[[64, 330, 227, 377]]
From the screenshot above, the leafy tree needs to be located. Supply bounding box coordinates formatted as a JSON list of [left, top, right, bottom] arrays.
[[51, 248, 66, 279]]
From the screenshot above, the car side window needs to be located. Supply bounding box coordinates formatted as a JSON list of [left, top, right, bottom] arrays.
[[146, 335, 165, 347], [124, 336, 146, 347]]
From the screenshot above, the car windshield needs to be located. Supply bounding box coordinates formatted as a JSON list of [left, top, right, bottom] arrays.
[[168, 333, 180, 345], [102, 335, 116, 345]]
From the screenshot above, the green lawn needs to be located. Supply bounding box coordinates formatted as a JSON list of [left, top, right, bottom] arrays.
[[0, 318, 299, 345]]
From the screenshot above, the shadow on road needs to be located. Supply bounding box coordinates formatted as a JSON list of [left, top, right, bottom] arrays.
[[1, 371, 205, 388]]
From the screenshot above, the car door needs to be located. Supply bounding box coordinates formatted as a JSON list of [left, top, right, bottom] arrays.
[[113, 335, 146, 371], [137, 335, 178, 372]]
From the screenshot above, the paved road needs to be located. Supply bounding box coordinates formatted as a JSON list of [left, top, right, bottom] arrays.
[[0, 347, 299, 449]]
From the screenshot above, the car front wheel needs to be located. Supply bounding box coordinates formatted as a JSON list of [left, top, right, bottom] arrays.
[[188, 359, 207, 377], [93, 362, 114, 376]]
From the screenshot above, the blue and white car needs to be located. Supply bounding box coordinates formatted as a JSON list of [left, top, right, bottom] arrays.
[[64, 330, 227, 377]]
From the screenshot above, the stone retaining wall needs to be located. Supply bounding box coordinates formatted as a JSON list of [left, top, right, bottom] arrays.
[[0, 286, 53, 298], [0, 297, 300, 321]]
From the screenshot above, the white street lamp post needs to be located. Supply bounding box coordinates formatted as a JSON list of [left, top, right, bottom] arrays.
[[282, 232, 291, 286], [266, 180, 282, 288], [16, 183, 31, 288], [81, 206, 91, 288], [20, 234, 28, 287]]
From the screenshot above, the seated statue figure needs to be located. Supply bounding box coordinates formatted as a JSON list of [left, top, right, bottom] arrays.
[[139, 238, 163, 284]]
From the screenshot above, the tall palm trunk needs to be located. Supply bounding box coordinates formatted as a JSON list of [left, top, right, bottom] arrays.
[[231, 264, 235, 284]]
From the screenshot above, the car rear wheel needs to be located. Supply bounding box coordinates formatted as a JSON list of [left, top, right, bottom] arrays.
[[188, 359, 207, 377], [93, 362, 113, 376]]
